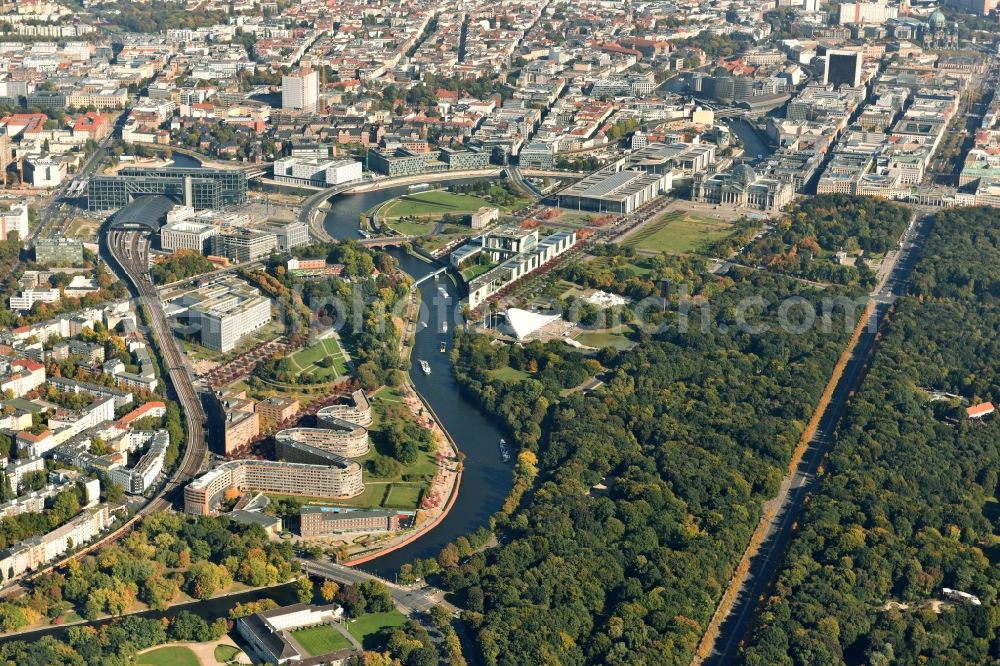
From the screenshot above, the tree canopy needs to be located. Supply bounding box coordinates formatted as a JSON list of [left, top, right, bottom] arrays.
[[742, 206, 1000, 665]]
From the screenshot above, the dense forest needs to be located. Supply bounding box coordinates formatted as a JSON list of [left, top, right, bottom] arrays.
[[738, 195, 910, 287], [441, 267, 865, 664], [742, 206, 1000, 665], [0, 514, 297, 639]]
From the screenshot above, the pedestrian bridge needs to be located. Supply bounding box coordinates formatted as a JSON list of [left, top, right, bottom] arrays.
[[414, 266, 449, 285]]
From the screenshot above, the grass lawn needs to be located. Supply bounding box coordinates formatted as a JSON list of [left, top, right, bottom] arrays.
[[214, 644, 242, 663], [385, 218, 436, 236], [268, 483, 388, 509], [291, 624, 352, 656], [418, 233, 470, 253], [287, 337, 348, 379], [490, 366, 531, 382], [65, 217, 101, 239], [543, 280, 576, 300], [347, 610, 408, 650], [461, 262, 495, 281], [575, 328, 637, 351], [371, 385, 406, 403], [382, 190, 494, 219], [137, 646, 200, 666], [623, 211, 734, 254], [586, 255, 653, 278], [385, 484, 424, 508], [545, 210, 597, 227]]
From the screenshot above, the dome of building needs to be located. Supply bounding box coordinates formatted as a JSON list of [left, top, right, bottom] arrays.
[[928, 9, 946, 28], [731, 164, 757, 188]]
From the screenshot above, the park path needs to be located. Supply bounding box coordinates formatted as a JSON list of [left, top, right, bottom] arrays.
[[332, 623, 362, 650]]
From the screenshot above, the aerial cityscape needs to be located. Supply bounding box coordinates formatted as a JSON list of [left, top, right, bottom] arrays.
[[0, 0, 995, 663]]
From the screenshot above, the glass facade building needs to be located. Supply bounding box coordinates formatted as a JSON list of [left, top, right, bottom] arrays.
[[87, 167, 248, 211]]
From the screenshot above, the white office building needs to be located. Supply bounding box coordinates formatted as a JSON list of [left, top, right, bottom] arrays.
[[160, 220, 219, 253], [165, 275, 272, 352], [0, 204, 28, 241], [9, 288, 60, 311], [272, 157, 363, 187], [837, 1, 898, 25], [282, 68, 318, 113]]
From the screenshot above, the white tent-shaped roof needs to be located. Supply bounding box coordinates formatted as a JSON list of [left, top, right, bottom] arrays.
[[505, 308, 561, 340]]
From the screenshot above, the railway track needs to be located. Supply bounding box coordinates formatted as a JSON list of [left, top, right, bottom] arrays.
[[106, 229, 208, 509], [90, 229, 208, 511], [22, 228, 210, 582]]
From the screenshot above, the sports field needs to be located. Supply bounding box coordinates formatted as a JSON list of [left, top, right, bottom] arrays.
[[291, 624, 352, 656], [286, 337, 348, 380], [381, 190, 494, 219], [623, 211, 734, 254]]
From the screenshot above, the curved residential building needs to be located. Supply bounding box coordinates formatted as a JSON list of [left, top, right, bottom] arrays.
[[184, 457, 363, 515], [316, 389, 372, 428], [275, 420, 369, 459]]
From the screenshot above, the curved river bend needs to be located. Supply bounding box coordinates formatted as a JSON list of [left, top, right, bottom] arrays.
[[320, 180, 512, 576]]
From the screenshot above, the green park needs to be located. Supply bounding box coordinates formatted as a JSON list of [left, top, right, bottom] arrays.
[[622, 210, 734, 254]]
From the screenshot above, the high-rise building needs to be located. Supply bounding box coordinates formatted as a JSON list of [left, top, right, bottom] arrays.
[[160, 220, 218, 253], [165, 275, 272, 352], [0, 204, 28, 241], [211, 228, 278, 263], [824, 50, 864, 88], [282, 68, 319, 113]]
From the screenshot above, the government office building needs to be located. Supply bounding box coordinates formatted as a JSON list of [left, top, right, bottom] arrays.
[[184, 457, 364, 515]]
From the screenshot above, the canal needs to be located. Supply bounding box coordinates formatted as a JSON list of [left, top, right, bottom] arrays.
[[726, 118, 774, 160], [168, 153, 203, 168], [320, 181, 513, 576], [0, 582, 299, 645]]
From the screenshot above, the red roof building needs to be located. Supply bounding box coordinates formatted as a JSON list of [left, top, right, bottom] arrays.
[[967, 402, 995, 419], [72, 112, 110, 140], [116, 400, 167, 427]]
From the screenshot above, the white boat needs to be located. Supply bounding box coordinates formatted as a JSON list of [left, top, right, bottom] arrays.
[[499, 438, 511, 462], [409, 183, 430, 191], [420, 360, 431, 375], [442, 322, 448, 333], [440, 342, 447, 353]]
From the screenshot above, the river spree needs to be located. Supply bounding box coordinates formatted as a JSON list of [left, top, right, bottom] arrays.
[[321, 181, 513, 575]]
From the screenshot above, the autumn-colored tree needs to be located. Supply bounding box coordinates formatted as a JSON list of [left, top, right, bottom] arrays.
[[320, 579, 340, 602], [437, 542, 460, 568]]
